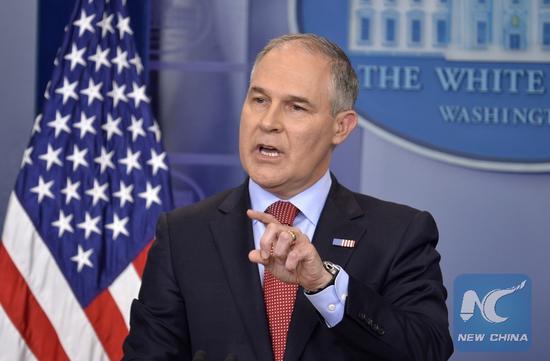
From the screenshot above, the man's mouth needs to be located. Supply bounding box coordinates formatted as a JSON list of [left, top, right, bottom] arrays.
[[258, 145, 281, 157]]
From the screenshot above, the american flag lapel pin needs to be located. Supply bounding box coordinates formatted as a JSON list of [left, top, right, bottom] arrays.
[[332, 238, 356, 248]]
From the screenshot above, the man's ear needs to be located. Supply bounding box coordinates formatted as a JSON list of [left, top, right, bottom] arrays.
[[332, 110, 358, 146]]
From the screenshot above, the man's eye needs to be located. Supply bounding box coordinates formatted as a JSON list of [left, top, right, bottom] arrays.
[[253, 97, 266, 104], [292, 104, 306, 112]]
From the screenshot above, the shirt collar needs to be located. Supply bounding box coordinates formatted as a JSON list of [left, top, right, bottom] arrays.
[[248, 171, 332, 227]]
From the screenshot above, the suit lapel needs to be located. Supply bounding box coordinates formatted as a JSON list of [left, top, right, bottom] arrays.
[[285, 179, 367, 361], [209, 183, 273, 361]]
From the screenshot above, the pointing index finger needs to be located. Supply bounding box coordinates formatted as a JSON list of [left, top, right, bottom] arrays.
[[247, 209, 279, 225]]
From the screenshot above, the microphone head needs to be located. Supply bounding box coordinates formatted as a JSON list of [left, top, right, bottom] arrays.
[[224, 353, 237, 361], [192, 350, 207, 361]]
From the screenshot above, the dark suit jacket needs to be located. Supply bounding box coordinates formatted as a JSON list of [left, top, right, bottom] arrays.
[[123, 177, 453, 361]]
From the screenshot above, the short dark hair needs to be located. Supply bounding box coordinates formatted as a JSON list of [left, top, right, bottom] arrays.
[[252, 33, 359, 116]]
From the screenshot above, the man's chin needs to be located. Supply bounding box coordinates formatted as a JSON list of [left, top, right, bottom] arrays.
[[249, 174, 291, 197], [250, 174, 283, 190]]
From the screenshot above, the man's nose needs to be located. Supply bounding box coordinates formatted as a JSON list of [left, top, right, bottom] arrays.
[[259, 105, 282, 132]]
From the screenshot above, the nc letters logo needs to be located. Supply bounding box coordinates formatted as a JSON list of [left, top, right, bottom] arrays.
[[454, 274, 531, 352]]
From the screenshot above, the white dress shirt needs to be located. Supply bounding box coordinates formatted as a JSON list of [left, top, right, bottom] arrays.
[[248, 171, 348, 327]]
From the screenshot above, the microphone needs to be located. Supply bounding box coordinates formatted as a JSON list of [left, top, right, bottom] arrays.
[[225, 353, 238, 361], [192, 350, 207, 361]]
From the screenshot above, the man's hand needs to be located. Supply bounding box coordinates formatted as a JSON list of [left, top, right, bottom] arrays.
[[247, 209, 332, 291]]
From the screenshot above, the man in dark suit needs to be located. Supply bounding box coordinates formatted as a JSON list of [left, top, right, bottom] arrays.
[[123, 33, 453, 361]]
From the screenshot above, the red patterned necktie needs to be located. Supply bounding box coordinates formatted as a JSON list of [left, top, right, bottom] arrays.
[[263, 201, 299, 361]]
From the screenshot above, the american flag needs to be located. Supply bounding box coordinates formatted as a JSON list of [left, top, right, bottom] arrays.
[[0, 0, 172, 360], [332, 238, 356, 248]]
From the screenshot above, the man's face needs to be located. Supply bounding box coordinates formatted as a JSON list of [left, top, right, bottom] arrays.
[[239, 43, 355, 199]]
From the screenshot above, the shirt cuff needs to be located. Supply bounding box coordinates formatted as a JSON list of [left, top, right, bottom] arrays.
[[304, 267, 349, 328]]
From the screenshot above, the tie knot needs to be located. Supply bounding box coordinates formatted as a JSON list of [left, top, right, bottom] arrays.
[[265, 201, 299, 226]]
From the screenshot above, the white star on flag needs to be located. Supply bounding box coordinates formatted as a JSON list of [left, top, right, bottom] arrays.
[[73, 112, 97, 138], [66, 145, 89, 171], [111, 47, 130, 74], [71, 245, 94, 272], [107, 81, 128, 107], [130, 54, 143, 74], [128, 116, 146, 141], [106, 213, 130, 240], [77, 212, 101, 239], [94, 146, 116, 173], [80, 79, 104, 105], [102, 114, 123, 140], [85, 179, 109, 206], [61, 178, 81, 204], [52, 210, 74, 237], [47, 110, 71, 138], [73, 10, 95, 37], [127, 82, 150, 107], [113, 181, 134, 207], [139, 182, 162, 209], [116, 14, 133, 38], [32, 114, 42, 134], [30, 176, 55, 203], [43, 81, 51, 99], [55, 77, 79, 104], [21, 146, 33, 168], [96, 12, 114, 37], [119, 148, 142, 174], [88, 45, 111, 72], [64, 43, 86, 71], [38, 144, 63, 170], [147, 149, 168, 175], [148, 121, 162, 142]]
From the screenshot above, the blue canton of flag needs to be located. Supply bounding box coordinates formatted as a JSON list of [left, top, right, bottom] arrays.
[[1, 0, 173, 360]]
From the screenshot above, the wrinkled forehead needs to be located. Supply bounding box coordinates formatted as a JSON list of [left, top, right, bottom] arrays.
[[250, 44, 334, 101], [253, 40, 334, 76]]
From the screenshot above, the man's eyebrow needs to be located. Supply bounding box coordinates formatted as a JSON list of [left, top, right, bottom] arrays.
[[248, 86, 268, 95], [249, 86, 315, 108], [286, 95, 313, 106]]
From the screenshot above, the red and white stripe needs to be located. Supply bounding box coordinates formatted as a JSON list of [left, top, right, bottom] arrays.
[[0, 193, 150, 360], [341, 239, 356, 248]]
